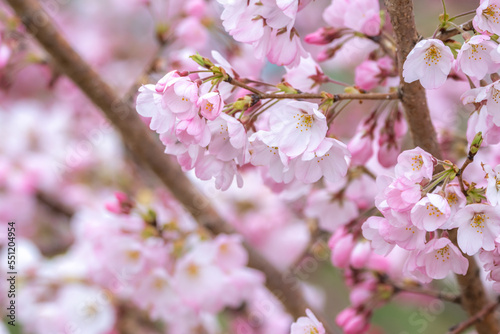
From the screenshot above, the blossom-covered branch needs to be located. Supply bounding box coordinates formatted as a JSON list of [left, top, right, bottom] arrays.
[[226, 74, 400, 101], [384, 1, 498, 333], [4, 0, 335, 330]]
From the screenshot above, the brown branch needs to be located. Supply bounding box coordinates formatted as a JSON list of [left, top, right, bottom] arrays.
[[226, 75, 400, 101], [4, 0, 337, 332], [449, 298, 500, 334], [384, 0, 442, 159], [36, 190, 75, 218], [392, 282, 461, 304], [436, 20, 474, 41], [260, 92, 400, 101], [384, 1, 499, 333]]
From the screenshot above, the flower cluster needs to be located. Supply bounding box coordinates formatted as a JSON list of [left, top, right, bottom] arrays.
[[13, 195, 265, 334], [136, 55, 351, 190], [305, 0, 381, 62], [215, 0, 309, 67]]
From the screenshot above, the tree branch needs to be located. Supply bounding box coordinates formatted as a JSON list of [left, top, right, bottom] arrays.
[[436, 20, 474, 41], [384, 1, 499, 333], [448, 298, 500, 334], [227, 75, 400, 101], [4, 0, 337, 331], [384, 0, 442, 158]]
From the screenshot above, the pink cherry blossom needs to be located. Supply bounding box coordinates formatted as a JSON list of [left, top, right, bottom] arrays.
[[284, 55, 324, 93], [384, 176, 422, 212], [456, 35, 499, 80], [483, 164, 500, 205], [415, 238, 468, 280], [290, 309, 325, 334], [304, 27, 347, 45], [463, 81, 500, 126], [450, 204, 500, 255], [136, 84, 176, 133], [410, 193, 451, 231], [198, 91, 223, 120], [294, 137, 350, 184], [466, 106, 500, 146], [403, 39, 454, 89], [258, 100, 328, 158], [323, 0, 381, 36], [473, 0, 500, 35], [329, 227, 356, 268], [305, 189, 359, 232], [163, 77, 199, 120], [175, 115, 211, 147], [194, 154, 244, 191], [362, 216, 395, 256], [207, 113, 248, 163], [348, 128, 373, 166], [395, 147, 435, 182], [336, 307, 369, 334], [248, 136, 294, 183]]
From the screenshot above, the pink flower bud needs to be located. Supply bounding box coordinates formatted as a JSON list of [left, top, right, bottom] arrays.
[[344, 313, 369, 334], [331, 234, 355, 268], [377, 138, 399, 168], [304, 27, 347, 45], [105, 192, 134, 215], [350, 241, 372, 269], [336, 307, 357, 327], [348, 132, 373, 166], [349, 285, 372, 307]]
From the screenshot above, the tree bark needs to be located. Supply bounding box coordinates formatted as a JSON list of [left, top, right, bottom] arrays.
[[384, 1, 499, 333]]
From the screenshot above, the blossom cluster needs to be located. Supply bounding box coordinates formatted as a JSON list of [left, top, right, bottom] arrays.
[[9, 193, 270, 334], [136, 56, 350, 191]]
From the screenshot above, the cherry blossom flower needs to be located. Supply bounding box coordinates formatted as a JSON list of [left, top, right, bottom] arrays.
[[198, 91, 223, 120], [403, 39, 454, 89], [294, 137, 350, 184], [336, 307, 369, 334], [450, 204, 500, 255], [194, 154, 243, 190], [362, 216, 395, 256], [305, 189, 359, 232], [456, 35, 499, 80], [462, 81, 500, 126], [473, 0, 500, 35], [175, 115, 211, 147], [207, 113, 248, 163], [163, 77, 199, 120], [136, 85, 176, 134], [258, 100, 328, 158], [415, 238, 468, 280], [284, 55, 324, 93], [410, 193, 451, 231], [383, 176, 421, 212], [290, 309, 325, 334], [323, 0, 381, 36], [466, 106, 500, 146], [395, 147, 435, 182], [248, 137, 294, 183], [483, 164, 500, 205]]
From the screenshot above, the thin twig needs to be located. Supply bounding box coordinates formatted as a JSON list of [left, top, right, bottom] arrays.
[[435, 20, 474, 41], [226, 75, 400, 101], [448, 299, 500, 334], [457, 152, 474, 195], [393, 282, 461, 304]]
